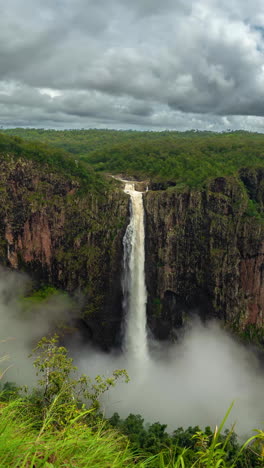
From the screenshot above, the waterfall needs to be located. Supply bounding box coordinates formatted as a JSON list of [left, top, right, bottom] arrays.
[[122, 182, 148, 361]]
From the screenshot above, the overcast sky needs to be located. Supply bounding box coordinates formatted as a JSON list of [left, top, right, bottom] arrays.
[[1, 0, 264, 131]]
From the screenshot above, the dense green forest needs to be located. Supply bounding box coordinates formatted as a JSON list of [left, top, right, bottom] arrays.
[[3, 128, 264, 189], [0, 336, 263, 467], [0, 131, 113, 195]]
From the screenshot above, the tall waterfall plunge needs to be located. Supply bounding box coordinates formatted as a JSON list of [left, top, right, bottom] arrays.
[[122, 182, 148, 361]]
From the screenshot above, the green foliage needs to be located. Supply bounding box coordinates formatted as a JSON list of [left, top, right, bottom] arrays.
[[244, 199, 264, 221], [109, 407, 263, 467], [2, 128, 264, 223], [239, 324, 264, 348], [21, 286, 61, 311], [109, 413, 172, 457], [0, 381, 21, 401], [0, 132, 109, 194], [0, 337, 263, 467], [4, 128, 264, 190], [0, 398, 142, 468], [31, 334, 129, 416], [191, 403, 236, 467], [0, 339, 141, 468]]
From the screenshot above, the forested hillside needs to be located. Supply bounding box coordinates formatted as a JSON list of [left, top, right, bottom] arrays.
[[0, 131, 111, 194], [4, 128, 264, 188]]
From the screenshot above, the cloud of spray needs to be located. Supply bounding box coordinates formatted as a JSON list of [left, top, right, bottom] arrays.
[[75, 320, 264, 437], [0, 265, 264, 436], [0, 267, 74, 386]]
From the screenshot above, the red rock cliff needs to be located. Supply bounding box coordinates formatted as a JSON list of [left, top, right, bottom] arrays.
[[0, 154, 129, 349]]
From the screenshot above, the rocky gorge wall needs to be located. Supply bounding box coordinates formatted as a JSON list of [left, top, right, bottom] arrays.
[[1, 152, 264, 348], [0, 154, 129, 349], [144, 171, 264, 343]]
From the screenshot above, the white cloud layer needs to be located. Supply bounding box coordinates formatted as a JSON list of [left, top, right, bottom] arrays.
[[1, 0, 264, 130]]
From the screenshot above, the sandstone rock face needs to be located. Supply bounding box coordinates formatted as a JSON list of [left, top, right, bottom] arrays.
[[0, 155, 129, 349], [1, 153, 264, 347], [144, 173, 264, 340]]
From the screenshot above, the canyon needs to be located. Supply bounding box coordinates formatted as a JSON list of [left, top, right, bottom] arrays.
[[0, 153, 264, 348]]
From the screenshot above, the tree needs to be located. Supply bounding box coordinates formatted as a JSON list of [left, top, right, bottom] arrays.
[[31, 335, 129, 415]]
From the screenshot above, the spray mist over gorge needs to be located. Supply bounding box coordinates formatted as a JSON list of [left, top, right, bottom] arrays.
[[0, 181, 264, 437]]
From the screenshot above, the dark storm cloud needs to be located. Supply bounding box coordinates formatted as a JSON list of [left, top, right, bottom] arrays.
[[1, 0, 264, 129]]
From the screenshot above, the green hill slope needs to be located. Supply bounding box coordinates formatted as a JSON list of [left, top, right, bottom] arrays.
[[4, 128, 264, 189]]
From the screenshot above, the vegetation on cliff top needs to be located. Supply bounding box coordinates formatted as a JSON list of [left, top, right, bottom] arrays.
[[3, 129, 264, 225], [3, 128, 264, 189], [0, 132, 112, 194]]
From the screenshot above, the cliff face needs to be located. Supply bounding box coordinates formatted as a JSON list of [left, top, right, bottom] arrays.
[[144, 172, 264, 341], [1, 152, 264, 348], [0, 155, 129, 349]]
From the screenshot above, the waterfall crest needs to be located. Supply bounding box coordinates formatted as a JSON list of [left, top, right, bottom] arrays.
[[122, 182, 148, 361]]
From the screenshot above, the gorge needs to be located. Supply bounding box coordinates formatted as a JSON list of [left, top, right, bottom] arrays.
[[0, 149, 264, 348], [0, 131, 264, 437]]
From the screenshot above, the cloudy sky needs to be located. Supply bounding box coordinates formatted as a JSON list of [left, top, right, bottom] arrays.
[[1, 0, 264, 131]]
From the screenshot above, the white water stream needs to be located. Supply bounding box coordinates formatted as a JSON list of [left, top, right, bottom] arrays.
[[122, 182, 148, 361]]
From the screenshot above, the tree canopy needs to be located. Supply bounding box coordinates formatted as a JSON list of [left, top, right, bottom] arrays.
[[4, 128, 264, 189]]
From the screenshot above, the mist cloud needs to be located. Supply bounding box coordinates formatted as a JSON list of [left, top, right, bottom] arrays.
[[1, 266, 264, 437], [0, 267, 74, 386], [2, 0, 264, 130], [76, 321, 264, 437]]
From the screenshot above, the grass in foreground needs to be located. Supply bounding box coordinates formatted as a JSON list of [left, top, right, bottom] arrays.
[[0, 335, 263, 467], [0, 396, 263, 467], [0, 397, 145, 468]]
